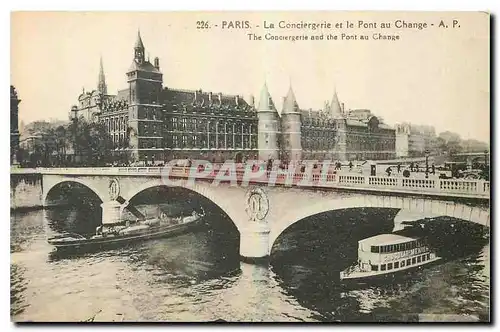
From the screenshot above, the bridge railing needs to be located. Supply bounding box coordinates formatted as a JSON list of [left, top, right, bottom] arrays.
[[337, 175, 490, 196], [30, 166, 490, 198]]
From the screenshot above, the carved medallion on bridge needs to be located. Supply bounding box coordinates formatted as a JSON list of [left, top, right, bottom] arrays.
[[245, 187, 269, 222], [108, 178, 120, 200]]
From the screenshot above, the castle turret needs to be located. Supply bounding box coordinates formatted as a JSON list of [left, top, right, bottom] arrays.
[[257, 82, 280, 161], [331, 87, 347, 160], [280, 84, 302, 162]]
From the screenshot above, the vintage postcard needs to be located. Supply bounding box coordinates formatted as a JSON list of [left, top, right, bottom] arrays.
[[10, 11, 490, 323]]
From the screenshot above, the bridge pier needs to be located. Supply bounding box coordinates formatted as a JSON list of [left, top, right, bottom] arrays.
[[239, 222, 271, 263], [101, 200, 122, 225]]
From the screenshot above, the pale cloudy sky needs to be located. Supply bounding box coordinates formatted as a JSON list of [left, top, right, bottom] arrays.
[[11, 11, 489, 142]]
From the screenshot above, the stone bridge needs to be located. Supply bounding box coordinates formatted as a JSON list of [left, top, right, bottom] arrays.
[[22, 167, 490, 261]]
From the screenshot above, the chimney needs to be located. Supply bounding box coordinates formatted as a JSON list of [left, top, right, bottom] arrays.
[[235, 95, 239, 105], [341, 102, 345, 113], [208, 92, 212, 104], [249, 95, 255, 107], [218, 93, 222, 105], [154, 57, 160, 70]]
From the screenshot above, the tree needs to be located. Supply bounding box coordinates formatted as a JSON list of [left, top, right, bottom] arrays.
[[461, 139, 489, 153], [54, 125, 68, 165], [67, 118, 113, 166], [85, 121, 113, 166], [436, 131, 463, 156]]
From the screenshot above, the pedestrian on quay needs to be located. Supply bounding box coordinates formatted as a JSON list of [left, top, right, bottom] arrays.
[[386, 166, 392, 176], [397, 163, 401, 173]]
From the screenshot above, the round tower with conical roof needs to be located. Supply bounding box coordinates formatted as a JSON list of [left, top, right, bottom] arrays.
[[280, 84, 302, 162], [257, 82, 280, 161], [330, 87, 347, 161]]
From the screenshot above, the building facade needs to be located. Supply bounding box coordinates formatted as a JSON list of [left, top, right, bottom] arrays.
[[72, 31, 396, 164], [11, 86, 20, 165], [395, 123, 437, 158]]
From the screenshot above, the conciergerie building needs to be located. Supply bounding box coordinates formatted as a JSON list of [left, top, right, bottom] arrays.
[[71, 31, 396, 164]]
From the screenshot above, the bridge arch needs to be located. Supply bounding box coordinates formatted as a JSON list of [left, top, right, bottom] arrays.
[[123, 179, 244, 231], [42, 178, 107, 205], [269, 195, 490, 250]]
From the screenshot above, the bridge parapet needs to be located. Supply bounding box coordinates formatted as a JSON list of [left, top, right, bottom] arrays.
[[26, 166, 491, 199], [318, 174, 489, 198]]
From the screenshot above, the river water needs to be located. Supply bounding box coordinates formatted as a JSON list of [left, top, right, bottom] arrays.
[[10, 203, 490, 322]]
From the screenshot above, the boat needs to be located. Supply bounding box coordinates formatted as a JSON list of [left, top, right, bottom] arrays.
[[47, 209, 206, 252], [340, 233, 441, 282]]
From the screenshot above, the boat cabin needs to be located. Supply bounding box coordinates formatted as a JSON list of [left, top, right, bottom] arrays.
[[356, 234, 431, 273]]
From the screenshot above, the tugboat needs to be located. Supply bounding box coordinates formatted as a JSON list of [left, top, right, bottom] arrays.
[[48, 209, 206, 252], [340, 233, 441, 282]]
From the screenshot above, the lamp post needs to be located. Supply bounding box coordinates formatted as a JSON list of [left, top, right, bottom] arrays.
[[70, 106, 78, 165], [425, 150, 430, 179]]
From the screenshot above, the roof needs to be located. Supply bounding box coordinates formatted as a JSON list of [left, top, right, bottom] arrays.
[[346, 119, 367, 127], [11, 85, 19, 99], [116, 89, 129, 101], [282, 86, 299, 114], [330, 88, 342, 118], [359, 234, 416, 246], [135, 30, 144, 49], [162, 88, 250, 108], [128, 60, 161, 73], [378, 123, 394, 130], [300, 109, 329, 120], [257, 83, 276, 111]]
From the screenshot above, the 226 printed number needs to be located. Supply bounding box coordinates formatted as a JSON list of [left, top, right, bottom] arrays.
[[196, 21, 210, 29]]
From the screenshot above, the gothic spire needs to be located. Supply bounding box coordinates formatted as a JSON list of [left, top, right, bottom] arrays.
[[134, 29, 145, 64], [135, 29, 145, 49], [282, 84, 299, 114], [330, 86, 342, 118], [97, 56, 107, 95]]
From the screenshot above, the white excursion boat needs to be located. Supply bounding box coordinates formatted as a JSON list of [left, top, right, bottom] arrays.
[[340, 234, 441, 281]]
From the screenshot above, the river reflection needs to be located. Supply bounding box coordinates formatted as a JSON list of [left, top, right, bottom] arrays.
[[10, 205, 490, 322]]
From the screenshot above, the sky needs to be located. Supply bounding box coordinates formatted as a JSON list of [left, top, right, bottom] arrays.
[[11, 11, 490, 142]]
